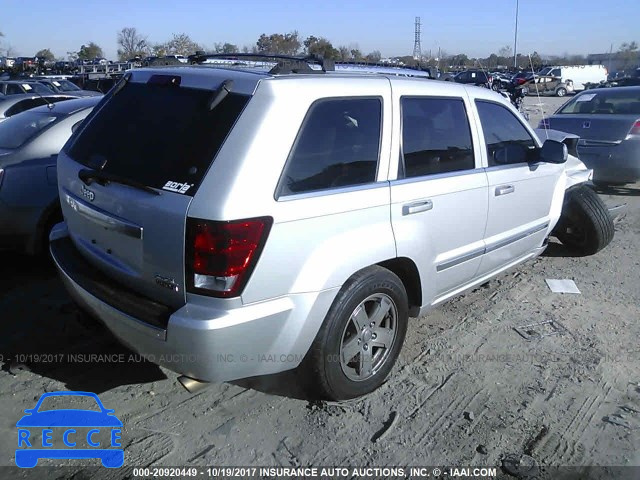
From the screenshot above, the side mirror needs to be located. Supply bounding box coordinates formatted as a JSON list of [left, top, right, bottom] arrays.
[[539, 139, 568, 164]]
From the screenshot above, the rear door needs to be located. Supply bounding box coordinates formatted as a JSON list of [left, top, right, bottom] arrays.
[[390, 87, 488, 304], [474, 99, 563, 277], [58, 71, 253, 308]]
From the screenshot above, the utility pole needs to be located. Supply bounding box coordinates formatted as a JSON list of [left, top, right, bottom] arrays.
[[513, 0, 519, 69]]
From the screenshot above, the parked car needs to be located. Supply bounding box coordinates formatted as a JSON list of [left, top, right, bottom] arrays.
[[34, 78, 102, 97], [14, 57, 38, 71], [522, 74, 574, 97], [452, 70, 496, 89], [50, 64, 613, 401], [537, 65, 607, 92], [0, 96, 100, 255], [539, 86, 640, 185], [0, 80, 55, 96], [491, 71, 513, 90], [54, 61, 74, 71], [0, 94, 77, 123], [511, 71, 533, 87], [1, 57, 16, 69]]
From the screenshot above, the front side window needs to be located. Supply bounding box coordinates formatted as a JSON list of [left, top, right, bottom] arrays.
[[278, 98, 381, 196], [476, 100, 536, 166], [401, 97, 475, 178]]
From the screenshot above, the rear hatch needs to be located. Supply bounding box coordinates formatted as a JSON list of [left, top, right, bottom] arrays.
[[57, 69, 254, 310]]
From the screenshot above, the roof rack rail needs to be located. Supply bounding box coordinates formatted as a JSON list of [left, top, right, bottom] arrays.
[[186, 52, 335, 74]]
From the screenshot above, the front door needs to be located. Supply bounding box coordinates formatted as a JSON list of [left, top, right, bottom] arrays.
[[474, 99, 563, 277]]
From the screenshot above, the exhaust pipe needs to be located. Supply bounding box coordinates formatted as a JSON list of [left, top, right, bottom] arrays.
[[177, 375, 210, 393]]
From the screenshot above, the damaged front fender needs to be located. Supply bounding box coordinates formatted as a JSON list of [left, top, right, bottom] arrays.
[[535, 128, 593, 189]]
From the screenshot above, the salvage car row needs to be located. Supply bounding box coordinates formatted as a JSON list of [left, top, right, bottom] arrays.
[[0, 56, 636, 401]]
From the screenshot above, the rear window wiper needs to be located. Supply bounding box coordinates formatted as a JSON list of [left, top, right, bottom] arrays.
[[79, 169, 160, 195]]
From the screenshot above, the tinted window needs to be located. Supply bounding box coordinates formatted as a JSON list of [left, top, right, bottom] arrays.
[[66, 81, 250, 194], [278, 98, 381, 196], [5, 98, 47, 117], [0, 111, 58, 149], [476, 100, 536, 166], [6, 84, 23, 95], [551, 69, 561, 77], [401, 97, 475, 177], [558, 90, 640, 115]]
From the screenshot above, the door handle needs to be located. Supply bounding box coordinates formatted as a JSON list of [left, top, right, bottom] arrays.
[[495, 185, 515, 196], [402, 200, 433, 215]]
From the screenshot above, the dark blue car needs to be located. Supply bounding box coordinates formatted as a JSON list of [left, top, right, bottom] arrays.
[[16, 391, 123, 468]]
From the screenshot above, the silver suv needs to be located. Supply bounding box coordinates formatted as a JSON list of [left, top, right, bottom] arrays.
[[50, 59, 614, 400]]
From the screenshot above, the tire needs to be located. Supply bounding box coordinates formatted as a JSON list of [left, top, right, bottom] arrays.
[[553, 185, 614, 255], [556, 87, 567, 97], [304, 266, 409, 400]]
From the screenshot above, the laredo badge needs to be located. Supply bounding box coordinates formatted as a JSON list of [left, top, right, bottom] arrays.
[[162, 181, 193, 194]]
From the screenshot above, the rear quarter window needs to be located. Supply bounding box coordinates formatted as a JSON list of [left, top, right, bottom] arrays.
[[65, 81, 250, 195], [277, 97, 382, 197]]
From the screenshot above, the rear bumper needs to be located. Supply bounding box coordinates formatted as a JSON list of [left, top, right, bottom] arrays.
[[578, 142, 640, 183], [50, 228, 338, 383]]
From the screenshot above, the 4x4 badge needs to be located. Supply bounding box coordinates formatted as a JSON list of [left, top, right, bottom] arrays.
[[81, 185, 95, 202]]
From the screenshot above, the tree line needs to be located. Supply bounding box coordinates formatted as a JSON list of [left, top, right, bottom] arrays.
[[2, 26, 638, 71], [113, 28, 383, 63]]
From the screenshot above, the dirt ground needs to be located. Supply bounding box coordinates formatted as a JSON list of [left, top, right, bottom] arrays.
[[1, 95, 639, 479]]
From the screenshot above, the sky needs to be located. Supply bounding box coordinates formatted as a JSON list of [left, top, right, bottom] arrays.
[[1, 0, 637, 60]]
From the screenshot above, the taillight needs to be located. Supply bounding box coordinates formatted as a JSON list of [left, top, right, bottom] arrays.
[[185, 217, 272, 298], [517, 78, 526, 85], [627, 119, 640, 137], [538, 118, 550, 129]]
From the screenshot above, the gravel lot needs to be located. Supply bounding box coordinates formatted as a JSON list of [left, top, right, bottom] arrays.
[[1, 95, 639, 479]]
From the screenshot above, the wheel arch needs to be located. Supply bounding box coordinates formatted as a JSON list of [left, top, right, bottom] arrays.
[[377, 257, 422, 317]]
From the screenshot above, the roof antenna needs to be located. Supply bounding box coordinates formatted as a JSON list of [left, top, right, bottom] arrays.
[[528, 54, 548, 140]]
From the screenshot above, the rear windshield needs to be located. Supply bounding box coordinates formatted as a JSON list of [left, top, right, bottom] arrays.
[[66, 81, 250, 194], [0, 111, 58, 149], [558, 90, 640, 115]]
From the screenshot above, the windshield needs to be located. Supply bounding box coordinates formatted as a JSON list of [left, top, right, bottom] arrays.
[[0, 111, 58, 149], [66, 81, 250, 194], [22, 82, 55, 95], [558, 90, 640, 115], [50, 79, 81, 92], [538, 67, 552, 76]]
